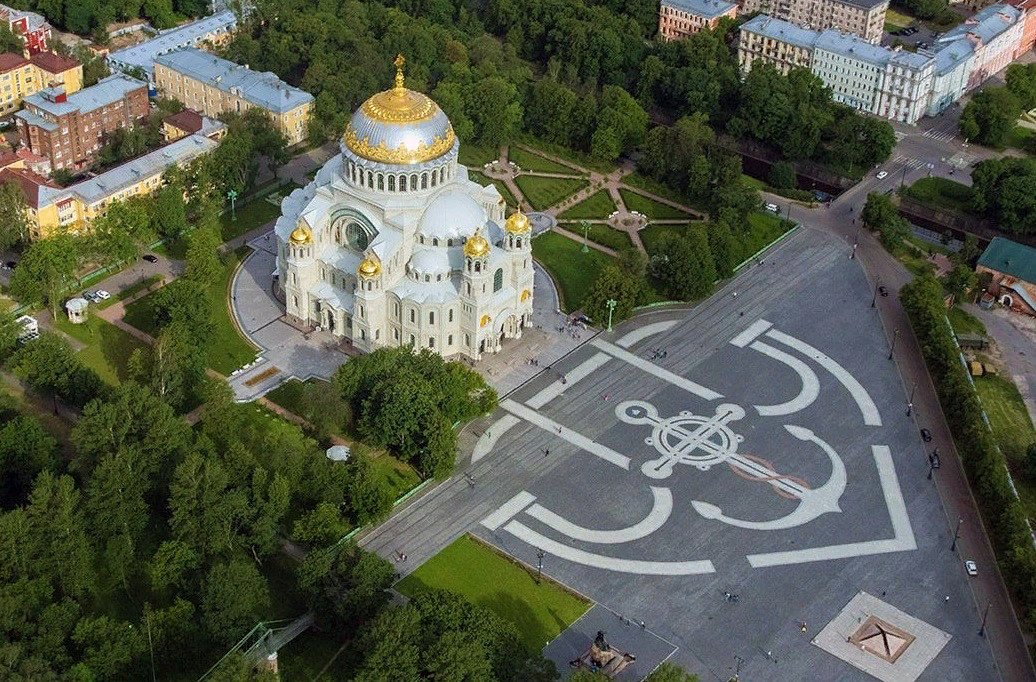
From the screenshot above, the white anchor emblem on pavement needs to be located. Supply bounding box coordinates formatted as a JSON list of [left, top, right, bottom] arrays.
[[616, 399, 847, 530]]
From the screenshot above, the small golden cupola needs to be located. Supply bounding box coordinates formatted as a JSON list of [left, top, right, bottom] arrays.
[[464, 228, 491, 258], [504, 207, 531, 234], [357, 253, 382, 279], [289, 223, 313, 245]]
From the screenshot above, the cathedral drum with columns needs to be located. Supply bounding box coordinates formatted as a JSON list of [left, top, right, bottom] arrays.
[[274, 56, 535, 360]]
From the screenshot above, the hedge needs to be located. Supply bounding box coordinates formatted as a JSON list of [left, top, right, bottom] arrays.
[[901, 275, 1036, 627]]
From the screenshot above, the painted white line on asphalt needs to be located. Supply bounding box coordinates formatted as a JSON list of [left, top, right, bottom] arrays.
[[749, 340, 821, 417], [766, 329, 882, 426], [746, 445, 915, 567], [526, 352, 611, 409], [480, 491, 536, 531], [501, 399, 630, 470], [730, 319, 773, 348], [525, 487, 673, 545], [616, 320, 679, 348], [472, 414, 520, 463], [504, 520, 716, 575], [591, 339, 723, 401]]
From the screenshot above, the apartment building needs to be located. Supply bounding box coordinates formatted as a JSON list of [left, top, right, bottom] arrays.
[[14, 73, 149, 172], [154, 48, 313, 145], [739, 15, 934, 123], [0, 51, 81, 116], [4, 132, 218, 238], [934, 4, 1023, 90], [106, 10, 237, 84], [0, 4, 50, 55], [738, 16, 817, 74], [739, 0, 888, 43], [1010, 0, 1036, 55], [658, 0, 738, 40]]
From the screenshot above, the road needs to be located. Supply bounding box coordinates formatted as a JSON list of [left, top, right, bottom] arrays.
[[761, 152, 1036, 680]]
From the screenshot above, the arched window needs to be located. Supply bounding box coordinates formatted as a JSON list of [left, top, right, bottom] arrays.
[[388, 174, 395, 191], [432, 238, 438, 246], [447, 239, 453, 247], [516, 238, 522, 249], [493, 268, 503, 292], [474, 261, 481, 273], [400, 174, 407, 192], [448, 308, 454, 322], [367, 170, 373, 187], [377, 174, 384, 191], [411, 173, 418, 189], [429, 311, 435, 324], [421, 173, 428, 189]]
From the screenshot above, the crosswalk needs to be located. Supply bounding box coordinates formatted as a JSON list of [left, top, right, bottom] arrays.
[[890, 155, 929, 172], [921, 126, 958, 143]]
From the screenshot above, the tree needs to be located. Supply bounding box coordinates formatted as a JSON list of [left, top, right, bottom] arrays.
[[71, 616, 146, 679], [969, 157, 1036, 235], [467, 76, 522, 147], [291, 501, 349, 546], [942, 264, 977, 303], [10, 332, 104, 409], [708, 220, 738, 278], [1006, 63, 1036, 110], [1026, 442, 1036, 479], [0, 181, 29, 249], [582, 263, 642, 325], [201, 559, 271, 643], [88, 198, 154, 267], [0, 24, 23, 54], [769, 161, 796, 189], [297, 544, 395, 628], [526, 78, 577, 144], [346, 452, 394, 525], [862, 192, 899, 231], [8, 234, 82, 317], [646, 662, 700, 682], [591, 86, 647, 160], [169, 452, 248, 560], [24, 473, 95, 598], [185, 220, 223, 286], [650, 226, 716, 301], [0, 415, 57, 508], [152, 182, 188, 238], [130, 320, 206, 411], [959, 87, 1022, 148]]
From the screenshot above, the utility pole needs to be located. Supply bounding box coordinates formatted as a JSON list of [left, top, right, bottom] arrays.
[[580, 219, 590, 253], [850, 242, 858, 260], [906, 379, 918, 416], [872, 276, 882, 308], [536, 549, 545, 584], [227, 188, 238, 221], [888, 327, 900, 360], [951, 517, 964, 552], [979, 601, 991, 637], [606, 298, 617, 332]]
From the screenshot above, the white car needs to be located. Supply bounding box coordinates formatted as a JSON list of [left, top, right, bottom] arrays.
[[95, 289, 111, 300], [876, 170, 889, 180], [964, 560, 978, 576], [764, 203, 779, 213]]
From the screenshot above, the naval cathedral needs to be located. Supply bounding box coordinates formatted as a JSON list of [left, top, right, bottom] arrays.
[[274, 56, 535, 360]]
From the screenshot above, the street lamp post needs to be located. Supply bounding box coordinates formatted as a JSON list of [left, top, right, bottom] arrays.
[[872, 276, 882, 308], [605, 298, 617, 333], [580, 220, 590, 253], [227, 189, 239, 222], [536, 549, 545, 584], [906, 379, 918, 416], [979, 601, 991, 637], [888, 328, 900, 360], [850, 242, 858, 260], [951, 516, 964, 552]]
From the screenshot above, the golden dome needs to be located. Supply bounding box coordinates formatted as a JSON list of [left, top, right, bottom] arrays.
[[343, 55, 456, 166], [505, 208, 531, 234], [289, 224, 312, 245], [464, 229, 491, 258], [358, 255, 381, 279]]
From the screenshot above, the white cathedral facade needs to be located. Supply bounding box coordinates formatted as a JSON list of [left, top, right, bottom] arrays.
[[274, 57, 535, 360]]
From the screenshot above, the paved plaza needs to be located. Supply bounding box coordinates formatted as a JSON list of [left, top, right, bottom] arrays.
[[361, 228, 999, 680]]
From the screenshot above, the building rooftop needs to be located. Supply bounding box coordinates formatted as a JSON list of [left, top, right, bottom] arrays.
[[163, 108, 204, 134], [0, 4, 48, 33], [978, 236, 1036, 284], [741, 15, 821, 50], [938, 4, 1021, 46], [155, 48, 313, 113], [0, 166, 56, 209], [661, 0, 737, 19], [30, 51, 80, 74], [839, 0, 891, 9], [106, 10, 237, 79], [38, 133, 218, 208], [933, 39, 974, 75], [817, 29, 933, 69], [21, 73, 145, 117], [0, 52, 27, 71], [14, 108, 57, 131]]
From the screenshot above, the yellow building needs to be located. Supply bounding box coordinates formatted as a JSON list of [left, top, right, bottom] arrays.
[[154, 48, 313, 146], [4, 132, 218, 239], [0, 51, 81, 116]]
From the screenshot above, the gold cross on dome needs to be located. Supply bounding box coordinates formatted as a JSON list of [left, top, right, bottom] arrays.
[[393, 54, 406, 89]]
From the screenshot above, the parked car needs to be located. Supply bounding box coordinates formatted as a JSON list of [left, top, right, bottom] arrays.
[[920, 428, 933, 443], [95, 289, 111, 300], [82, 291, 98, 303], [917, 41, 929, 50], [879, 285, 888, 297], [876, 170, 889, 180], [764, 202, 780, 213], [965, 560, 978, 576], [143, 254, 158, 263]]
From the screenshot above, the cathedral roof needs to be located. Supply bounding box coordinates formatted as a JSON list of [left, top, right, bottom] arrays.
[[419, 191, 487, 241], [342, 55, 455, 166]]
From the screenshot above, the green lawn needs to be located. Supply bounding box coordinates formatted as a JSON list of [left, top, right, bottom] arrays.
[[558, 190, 616, 220], [220, 191, 285, 243], [396, 535, 590, 652], [885, 7, 913, 30], [948, 306, 987, 336], [124, 248, 258, 375], [469, 170, 517, 207], [517, 136, 616, 174], [619, 188, 693, 220], [974, 374, 1036, 521], [515, 175, 588, 211], [52, 315, 146, 385], [458, 143, 499, 168], [622, 173, 702, 209], [1005, 125, 1036, 152], [532, 231, 613, 311], [741, 211, 794, 263], [585, 224, 632, 252], [902, 177, 974, 214], [508, 146, 581, 175]]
